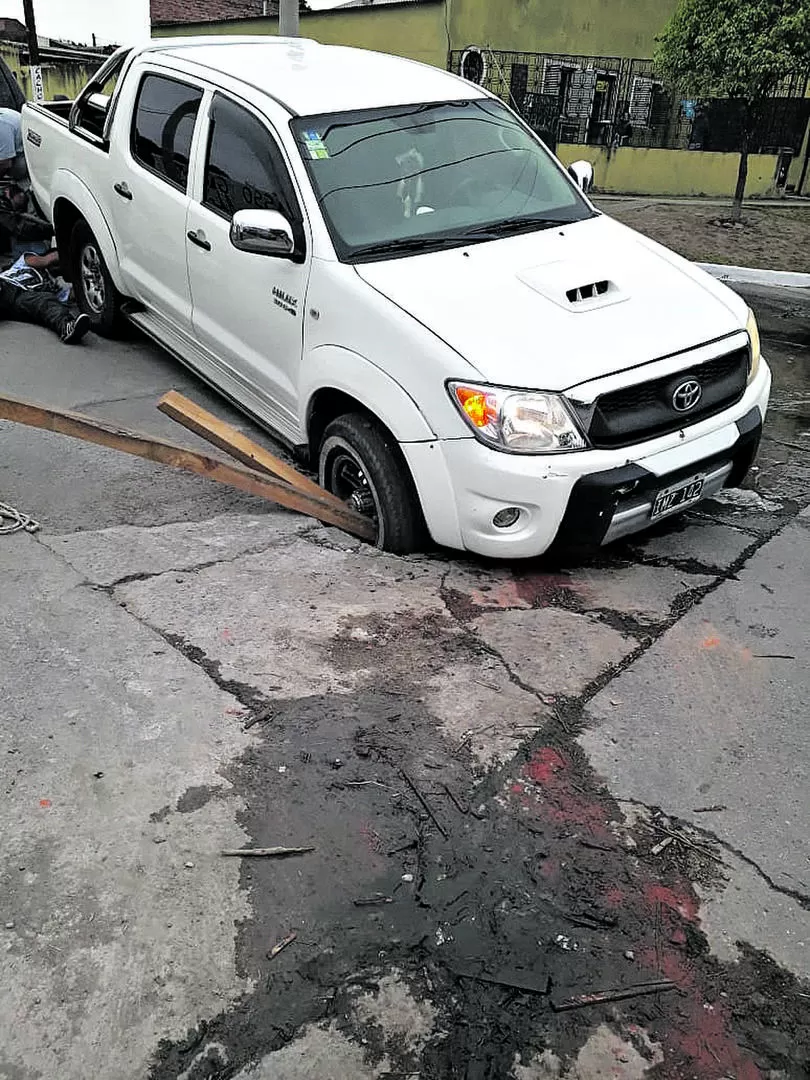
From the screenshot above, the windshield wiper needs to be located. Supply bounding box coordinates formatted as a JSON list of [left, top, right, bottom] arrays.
[[350, 234, 486, 261], [460, 216, 577, 241]]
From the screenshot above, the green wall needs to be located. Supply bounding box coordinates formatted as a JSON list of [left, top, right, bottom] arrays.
[[155, 0, 681, 68], [449, 0, 677, 59], [1, 42, 102, 100], [556, 144, 781, 197], [155, 3, 449, 68]]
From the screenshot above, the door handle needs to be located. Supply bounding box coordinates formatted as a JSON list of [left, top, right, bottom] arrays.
[[113, 181, 133, 201], [187, 230, 212, 252]]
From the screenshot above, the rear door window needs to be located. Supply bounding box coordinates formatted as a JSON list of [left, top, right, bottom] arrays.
[[131, 74, 203, 191]]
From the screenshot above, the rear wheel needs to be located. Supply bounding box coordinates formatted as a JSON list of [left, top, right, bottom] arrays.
[[318, 413, 427, 554], [70, 219, 125, 337]]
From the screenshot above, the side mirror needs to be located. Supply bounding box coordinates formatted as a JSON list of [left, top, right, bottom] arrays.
[[230, 209, 295, 257], [567, 160, 594, 194]]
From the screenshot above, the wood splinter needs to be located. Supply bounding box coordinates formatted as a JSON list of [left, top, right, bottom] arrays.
[[221, 846, 315, 858]]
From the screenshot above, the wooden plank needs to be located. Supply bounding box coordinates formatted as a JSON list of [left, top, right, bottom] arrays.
[[157, 389, 336, 506], [0, 392, 376, 541]]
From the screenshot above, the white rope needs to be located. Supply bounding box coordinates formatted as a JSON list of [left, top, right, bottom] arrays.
[[0, 500, 40, 535]]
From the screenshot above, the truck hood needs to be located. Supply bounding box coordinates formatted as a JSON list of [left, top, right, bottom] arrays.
[[355, 214, 746, 391]]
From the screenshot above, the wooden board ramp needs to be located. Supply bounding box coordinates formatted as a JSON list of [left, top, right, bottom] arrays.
[[0, 391, 376, 542], [157, 390, 330, 503]]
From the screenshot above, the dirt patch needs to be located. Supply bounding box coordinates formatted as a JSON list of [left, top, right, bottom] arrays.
[[148, 683, 810, 1080], [600, 200, 810, 273]]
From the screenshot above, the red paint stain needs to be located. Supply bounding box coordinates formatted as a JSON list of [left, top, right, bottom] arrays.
[[644, 882, 699, 922], [702, 636, 722, 649], [512, 571, 588, 609], [604, 886, 625, 906], [39, 799, 51, 808], [524, 747, 566, 785], [519, 748, 612, 838], [503, 746, 764, 1079], [470, 580, 531, 610]]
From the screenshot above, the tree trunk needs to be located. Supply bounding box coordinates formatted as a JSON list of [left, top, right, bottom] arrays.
[[732, 126, 750, 222]]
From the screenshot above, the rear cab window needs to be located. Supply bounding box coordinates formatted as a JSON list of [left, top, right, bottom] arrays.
[[131, 74, 203, 191]]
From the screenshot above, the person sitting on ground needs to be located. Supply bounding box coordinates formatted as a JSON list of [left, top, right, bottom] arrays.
[[0, 107, 27, 181], [0, 251, 90, 344]]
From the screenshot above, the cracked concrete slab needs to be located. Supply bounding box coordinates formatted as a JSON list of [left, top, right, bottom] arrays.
[[114, 541, 453, 701], [446, 563, 715, 628], [41, 512, 306, 587], [232, 972, 437, 1080], [695, 852, 810, 981], [581, 523, 810, 976], [0, 534, 252, 1080], [556, 564, 715, 626], [624, 517, 755, 570], [423, 657, 548, 766], [512, 1024, 663, 1079], [472, 608, 634, 698], [232, 1024, 377, 1080]]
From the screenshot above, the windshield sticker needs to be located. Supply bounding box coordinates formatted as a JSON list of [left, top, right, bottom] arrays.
[[302, 130, 329, 160]]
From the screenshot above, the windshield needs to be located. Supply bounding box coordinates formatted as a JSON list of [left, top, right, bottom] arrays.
[[292, 99, 594, 262]]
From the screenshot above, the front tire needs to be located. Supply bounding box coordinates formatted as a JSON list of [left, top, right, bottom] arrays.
[[318, 413, 427, 554], [70, 219, 125, 337]]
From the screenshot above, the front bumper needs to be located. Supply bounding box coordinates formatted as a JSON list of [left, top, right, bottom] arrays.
[[554, 404, 762, 551], [404, 360, 770, 559]]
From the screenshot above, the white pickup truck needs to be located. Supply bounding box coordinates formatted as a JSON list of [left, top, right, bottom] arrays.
[[22, 37, 771, 557]]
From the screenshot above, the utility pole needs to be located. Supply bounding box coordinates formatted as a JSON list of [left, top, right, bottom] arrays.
[[22, 0, 45, 103], [278, 0, 300, 38]]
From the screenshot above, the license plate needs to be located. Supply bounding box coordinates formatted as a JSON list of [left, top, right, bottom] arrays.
[[651, 475, 705, 521]]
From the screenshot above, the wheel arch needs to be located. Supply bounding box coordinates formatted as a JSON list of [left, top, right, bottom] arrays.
[[302, 347, 436, 462], [51, 175, 125, 293]]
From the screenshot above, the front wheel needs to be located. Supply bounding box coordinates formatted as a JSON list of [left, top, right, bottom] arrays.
[[318, 413, 427, 554], [70, 219, 125, 337]]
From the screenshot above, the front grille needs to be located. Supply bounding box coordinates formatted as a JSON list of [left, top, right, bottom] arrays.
[[579, 347, 749, 449]]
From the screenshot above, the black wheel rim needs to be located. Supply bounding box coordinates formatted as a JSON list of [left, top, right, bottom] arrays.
[[328, 451, 379, 529]]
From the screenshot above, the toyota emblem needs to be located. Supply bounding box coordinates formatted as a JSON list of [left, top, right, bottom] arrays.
[[672, 379, 702, 412]]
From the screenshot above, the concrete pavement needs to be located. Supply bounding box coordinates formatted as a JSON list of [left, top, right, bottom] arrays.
[[1, 288, 809, 1078]]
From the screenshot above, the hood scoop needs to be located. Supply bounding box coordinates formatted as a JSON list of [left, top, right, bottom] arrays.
[[518, 261, 628, 313], [567, 279, 609, 303]]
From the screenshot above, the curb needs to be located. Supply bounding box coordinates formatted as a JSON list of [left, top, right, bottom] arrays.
[[698, 263, 810, 289]]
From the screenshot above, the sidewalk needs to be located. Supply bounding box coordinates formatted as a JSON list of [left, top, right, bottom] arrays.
[[595, 194, 809, 209]]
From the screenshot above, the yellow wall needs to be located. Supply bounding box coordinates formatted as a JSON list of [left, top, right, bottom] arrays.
[[155, 0, 680, 62], [556, 144, 780, 197], [1, 42, 103, 100], [449, 0, 677, 59], [155, 4, 449, 68]]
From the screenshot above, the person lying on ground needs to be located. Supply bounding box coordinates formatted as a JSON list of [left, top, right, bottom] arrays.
[[0, 251, 90, 344]]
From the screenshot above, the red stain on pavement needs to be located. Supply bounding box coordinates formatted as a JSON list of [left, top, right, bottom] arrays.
[[39, 799, 51, 808], [643, 882, 699, 922], [503, 749, 765, 1079], [524, 747, 566, 784], [519, 748, 612, 840], [702, 636, 722, 649], [470, 579, 532, 610], [604, 886, 625, 906], [512, 571, 589, 609]]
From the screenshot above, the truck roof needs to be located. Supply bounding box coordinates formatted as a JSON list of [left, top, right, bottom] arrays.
[[143, 37, 483, 116]]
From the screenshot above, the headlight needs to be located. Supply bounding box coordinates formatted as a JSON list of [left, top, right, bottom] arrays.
[[746, 308, 761, 384], [448, 381, 587, 453]]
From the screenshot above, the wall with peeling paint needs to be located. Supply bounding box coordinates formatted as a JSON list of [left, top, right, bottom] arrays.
[[0, 41, 103, 101]]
